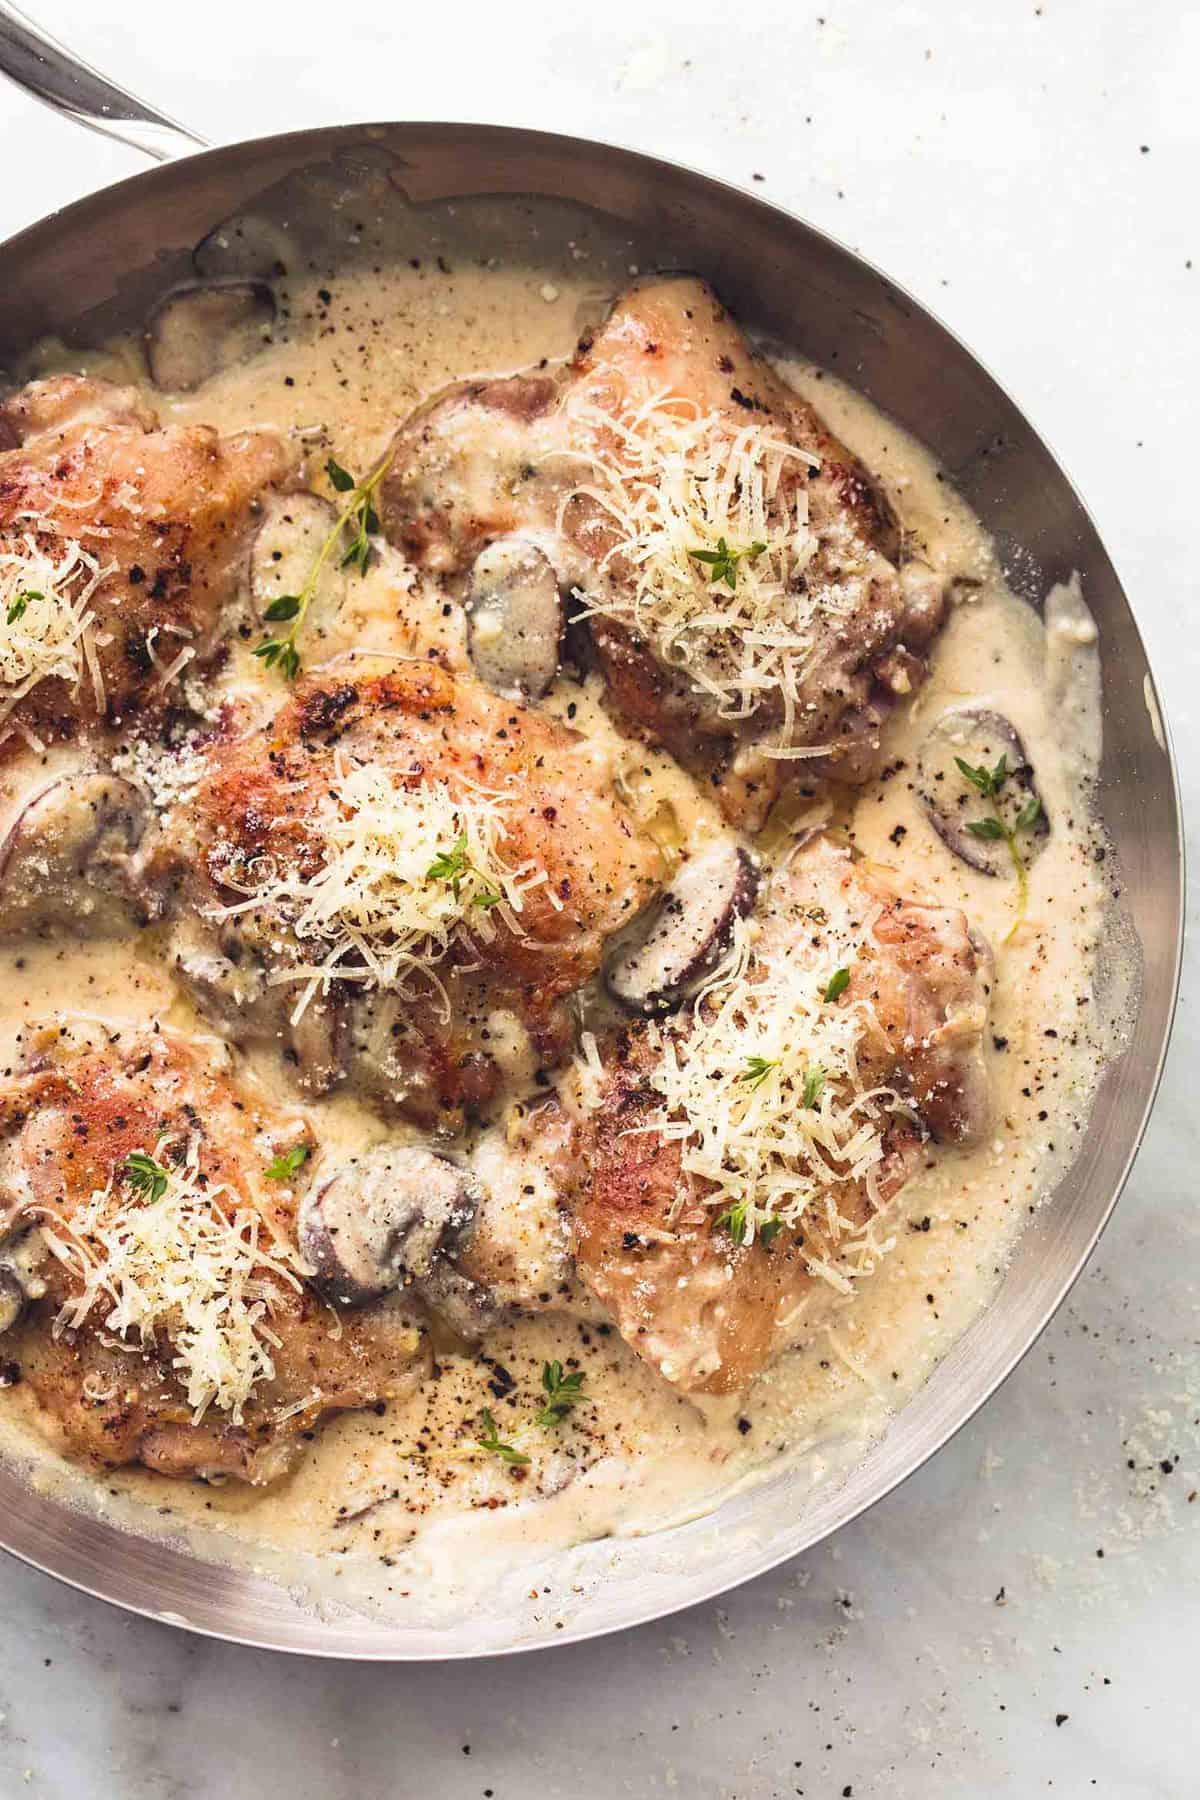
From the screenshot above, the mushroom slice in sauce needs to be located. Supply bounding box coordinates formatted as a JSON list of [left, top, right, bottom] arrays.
[[606, 839, 760, 1014], [0, 771, 151, 937], [145, 282, 276, 392], [417, 1261, 507, 1343], [0, 1227, 48, 1335], [192, 215, 295, 281], [466, 539, 563, 700], [918, 708, 1049, 876], [298, 1145, 481, 1309], [0, 1265, 23, 1334]]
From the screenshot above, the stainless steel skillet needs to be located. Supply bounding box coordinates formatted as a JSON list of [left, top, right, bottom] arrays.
[[0, 1, 1183, 1659]]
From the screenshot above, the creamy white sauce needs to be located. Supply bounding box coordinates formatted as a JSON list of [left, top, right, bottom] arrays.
[[0, 202, 1132, 1627]]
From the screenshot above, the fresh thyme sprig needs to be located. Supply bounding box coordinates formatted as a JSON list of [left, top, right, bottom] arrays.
[[264, 1144, 309, 1182], [254, 453, 390, 681], [123, 1151, 170, 1203], [426, 832, 501, 908], [688, 536, 767, 590], [474, 1364, 587, 1466], [740, 1055, 778, 1090], [955, 754, 1042, 938], [535, 1360, 585, 1428], [475, 1407, 530, 1466]]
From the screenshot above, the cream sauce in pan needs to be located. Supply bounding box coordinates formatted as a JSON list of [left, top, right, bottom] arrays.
[[0, 198, 1132, 1619]]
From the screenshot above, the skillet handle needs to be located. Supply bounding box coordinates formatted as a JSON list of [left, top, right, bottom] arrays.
[[0, 2, 208, 162]]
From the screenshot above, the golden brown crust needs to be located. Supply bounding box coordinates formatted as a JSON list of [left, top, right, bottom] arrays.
[[0, 1025, 424, 1481], [0, 374, 299, 744], [568, 835, 990, 1395], [569, 1029, 920, 1396], [158, 663, 665, 1127], [378, 278, 946, 831]]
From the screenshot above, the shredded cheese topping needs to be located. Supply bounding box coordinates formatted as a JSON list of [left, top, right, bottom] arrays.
[[639, 906, 917, 1290], [0, 533, 110, 732], [213, 759, 552, 1023], [561, 383, 862, 754], [34, 1136, 302, 1423]]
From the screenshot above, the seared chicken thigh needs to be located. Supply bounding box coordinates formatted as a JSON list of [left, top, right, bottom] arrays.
[[0, 1023, 425, 1482], [0, 375, 298, 746], [381, 278, 946, 827], [566, 835, 992, 1394], [155, 662, 664, 1128]]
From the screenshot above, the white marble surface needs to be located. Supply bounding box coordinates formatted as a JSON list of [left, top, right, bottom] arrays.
[[0, 0, 1196, 1793]]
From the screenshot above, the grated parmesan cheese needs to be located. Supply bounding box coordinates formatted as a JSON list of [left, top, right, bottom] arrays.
[[32, 1136, 302, 1424], [0, 533, 111, 728], [638, 907, 917, 1290], [110, 733, 209, 815], [560, 383, 852, 753], [212, 759, 550, 1023]]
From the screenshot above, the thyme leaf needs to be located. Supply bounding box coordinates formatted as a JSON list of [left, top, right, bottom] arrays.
[[965, 816, 1005, 841], [954, 754, 1044, 939], [123, 1151, 170, 1203], [823, 966, 850, 1003], [802, 1064, 825, 1108], [535, 1360, 585, 1428], [476, 1407, 530, 1466], [6, 589, 40, 625], [688, 535, 768, 590], [426, 832, 471, 898], [265, 1144, 309, 1182], [740, 1055, 778, 1089], [716, 1200, 750, 1246]]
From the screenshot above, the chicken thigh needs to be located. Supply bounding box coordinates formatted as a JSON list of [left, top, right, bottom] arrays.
[[155, 661, 665, 1128], [0, 1021, 426, 1483], [0, 375, 298, 747], [567, 835, 992, 1394], [380, 278, 946, 827]]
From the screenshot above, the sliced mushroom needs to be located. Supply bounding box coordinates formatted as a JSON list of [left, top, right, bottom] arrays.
[[298, 1144, 481, 1308], [606, 839, 760, 1014], [146, 282, 276, 392], [249, 491, 341, 620], [0, 1266, 23, 1334], [918, 708, 1049, 876], [0, 771, 151, 937], [417, 1261, 507, 1342], [0, 1228, 48, 1334], [466, 539, 563, 700], [193, 214, 295, 281]]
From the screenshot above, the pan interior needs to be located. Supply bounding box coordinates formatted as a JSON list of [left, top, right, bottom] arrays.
[[0, 126, 1180, 1657]]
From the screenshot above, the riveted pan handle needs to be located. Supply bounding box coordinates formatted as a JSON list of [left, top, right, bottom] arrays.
[[0, 2, 208, 162]]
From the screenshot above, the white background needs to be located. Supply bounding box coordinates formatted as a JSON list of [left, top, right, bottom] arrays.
[[0, 2, 1197, 1795]]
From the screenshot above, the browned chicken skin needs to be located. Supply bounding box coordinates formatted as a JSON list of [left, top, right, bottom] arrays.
[[155, 662, 665, 1128], [0, 375, 298, 744], [380, 278, 946, 827], [0, 1023, 425, 1482], [566, 836, 992, 1395]]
